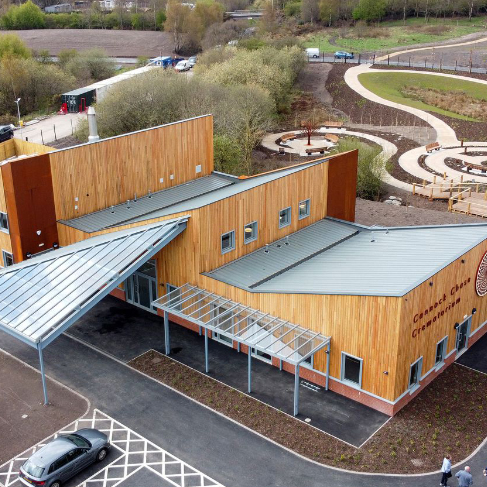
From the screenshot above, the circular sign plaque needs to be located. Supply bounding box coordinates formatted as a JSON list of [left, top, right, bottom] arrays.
[[476, 251, 487, 297]]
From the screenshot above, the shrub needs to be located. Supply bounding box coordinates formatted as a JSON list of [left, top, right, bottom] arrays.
[[0, 33, 31, 59], [2, 0, 45, 29]]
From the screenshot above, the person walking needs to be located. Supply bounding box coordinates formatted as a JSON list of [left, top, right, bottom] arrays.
[[455, 466, 473, 487], [440, 454, 452, 486]]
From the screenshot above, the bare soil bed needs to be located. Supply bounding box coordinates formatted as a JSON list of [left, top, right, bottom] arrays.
[[130, 350, 487, 473], [3, 29, 174, 57], [0, 351, 88, 464]]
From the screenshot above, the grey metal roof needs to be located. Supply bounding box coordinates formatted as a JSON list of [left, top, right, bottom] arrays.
[[61, 175, 232, 233], [0, 217, 187, 347], [204, 219, 358, 289], [153, 283, 330, 366], [206, 218, 487, 297], [62, 86, 96, 96], [120, 160, 327, 226]]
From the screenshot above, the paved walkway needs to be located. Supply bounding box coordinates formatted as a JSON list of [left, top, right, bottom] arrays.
[[15, 113, 83, 145]]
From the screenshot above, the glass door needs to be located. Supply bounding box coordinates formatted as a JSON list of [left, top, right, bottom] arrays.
[[125, 260, 157, 313]]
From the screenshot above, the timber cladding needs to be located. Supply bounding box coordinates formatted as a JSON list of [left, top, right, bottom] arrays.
[[49, 115, 214, 221]]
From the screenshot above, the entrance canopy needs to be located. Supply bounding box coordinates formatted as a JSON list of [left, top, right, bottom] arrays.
[[0, 217, 187, 404], [153, 283, 331, 366]]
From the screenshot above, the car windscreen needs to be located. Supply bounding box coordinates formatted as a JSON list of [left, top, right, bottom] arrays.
[[22, 460, 44, 478], [64, 434, 91, 448]]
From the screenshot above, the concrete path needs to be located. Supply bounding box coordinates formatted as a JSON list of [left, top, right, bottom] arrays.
[[14, 113, 83, 145]]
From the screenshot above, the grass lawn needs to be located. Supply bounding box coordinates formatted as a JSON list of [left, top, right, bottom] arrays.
[[303, 16, 487, 53], [358, 71, 487, 120]]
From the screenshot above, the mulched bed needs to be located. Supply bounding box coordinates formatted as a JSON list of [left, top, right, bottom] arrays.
[[130, 350, 487, 474]]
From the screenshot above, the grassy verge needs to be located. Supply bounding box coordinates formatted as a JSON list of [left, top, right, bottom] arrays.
[[130, 350, 487, 474], [358, 71, 487, 120], [302, 17, 487, 53]]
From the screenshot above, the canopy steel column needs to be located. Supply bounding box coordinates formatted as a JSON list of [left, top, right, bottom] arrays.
[[164, 311, 170, 355], [204, 328, 209, 373], [325, 342, 331, 390], [37, 344, 48, 405], [248, 350, 252, 393], [294, 364, 300, 416]]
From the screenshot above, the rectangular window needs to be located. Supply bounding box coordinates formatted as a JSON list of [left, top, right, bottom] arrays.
[[244, 221, 258, 244], [2, 250, 13, 267], [279, 207, 291, 228], [0, 212, 8, 233], [409, 357, 423, 390], [298, 199, 310, 220], [221, 230, 235, 254], [341, 352, 363, 387], [251, 347, 272, 363], [212, 305, 233, 346], [435, 337, 447, 366]]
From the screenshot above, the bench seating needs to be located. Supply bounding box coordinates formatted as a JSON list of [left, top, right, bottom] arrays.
[[323, 121, 343, 128], [324, 133, 339, 143], [280, 133, 296, 143], [305, 147, 327, 155], [426, 142, 441, 153], [465, 162, 487, 173]]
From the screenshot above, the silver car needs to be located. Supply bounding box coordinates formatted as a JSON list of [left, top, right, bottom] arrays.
[[19, 429, 110, 487]]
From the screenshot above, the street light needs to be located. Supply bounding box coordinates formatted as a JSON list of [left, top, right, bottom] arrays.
[[14, 98, 21, 138]]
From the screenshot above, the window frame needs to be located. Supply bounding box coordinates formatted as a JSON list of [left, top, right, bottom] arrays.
[[341, 352, 363, 389], [221, 230, 235, 255], [0, 212, 9, 234], [166, 283, 181, 311], [278, 207, 292, 229], [408, 356, 423, 392], [435, 336, 448, 368], [298, 199, 310, 220], [243, 221, 258, 244], [2, 250, 13, 267]]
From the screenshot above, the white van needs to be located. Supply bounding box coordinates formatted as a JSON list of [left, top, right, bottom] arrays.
[[175, 60, 191, 72], [305, 47, 320, 58]]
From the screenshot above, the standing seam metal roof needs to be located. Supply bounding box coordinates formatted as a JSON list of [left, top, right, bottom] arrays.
[[206, 218, 487, 296], [60, 175, 232, 233]]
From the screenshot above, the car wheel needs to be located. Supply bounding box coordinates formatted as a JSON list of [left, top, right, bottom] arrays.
[[50, 480, 62, 487], [96, 448, 108, 462]]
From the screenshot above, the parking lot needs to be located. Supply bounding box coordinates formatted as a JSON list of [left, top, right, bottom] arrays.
[[0, 410, 223, 487]]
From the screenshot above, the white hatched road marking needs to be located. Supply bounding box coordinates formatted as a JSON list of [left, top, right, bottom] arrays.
[[0, 409, 223, 487]]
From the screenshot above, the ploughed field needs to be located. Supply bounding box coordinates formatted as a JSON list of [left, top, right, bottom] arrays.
[[3, 29, 175, 57]]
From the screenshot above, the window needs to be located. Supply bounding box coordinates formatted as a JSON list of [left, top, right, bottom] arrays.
[[435, 337, 448, 366], [221, 230, 235, 254], [0, 212, 8, 233], [298, 199, 310, 220], [341, 352, 363, 387], [49, 454, 69, 474], [212, 305, 233, 346], [251, 347, 272, 363], [409, 357, 423, 390], [244, 221, 258, 244], [279, 207, 291, 228], [166, 284, 181, 311], [302, 354, 314, 369], [2, 250, 13, 267]]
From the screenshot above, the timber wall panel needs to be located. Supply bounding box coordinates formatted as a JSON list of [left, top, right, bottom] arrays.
[[396, 240, 487, 399], [49, 116, 214, 221], [0, 140, 16, 161], [12, 139, 54, 156]]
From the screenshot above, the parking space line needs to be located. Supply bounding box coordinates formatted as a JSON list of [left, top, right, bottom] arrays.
[[0, 409, 223, 487]]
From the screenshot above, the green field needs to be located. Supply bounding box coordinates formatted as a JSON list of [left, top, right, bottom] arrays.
[[303, 17, 487, 53], [358, 71, 487, 120]]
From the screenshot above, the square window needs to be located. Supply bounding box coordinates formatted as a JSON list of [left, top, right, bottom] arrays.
[[0, 212, 8, 233], [279, 207, 291, 228], [221, 230, 235, 254], [2, 250, 13, 267], [298, 199, 310, 219], [244, 221, 258, 244], [409, 357, 422, 389], [341, 353, 363, 387]]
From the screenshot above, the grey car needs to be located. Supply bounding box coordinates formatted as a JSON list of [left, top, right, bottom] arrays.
[[19, 429, 110, 487]]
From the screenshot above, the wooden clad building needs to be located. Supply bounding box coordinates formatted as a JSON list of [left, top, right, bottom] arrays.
[[1, 114, 486, 416]]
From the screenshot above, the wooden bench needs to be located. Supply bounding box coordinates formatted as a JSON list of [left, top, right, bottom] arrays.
[[280, 133, 296, 143], [324, 133, 339, 143], [324, 121, 343, 128], [305, 147, 327, 155], [465, 162, 487, 173], [426, 142, 441, 153]]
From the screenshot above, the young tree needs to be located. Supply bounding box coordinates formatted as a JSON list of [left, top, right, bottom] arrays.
[[3, 0, 46, 29], [301, 0, 320, 22], [164, 0, 191, 52], [0, 33, 31, 60], [352, 0, 388, 22]]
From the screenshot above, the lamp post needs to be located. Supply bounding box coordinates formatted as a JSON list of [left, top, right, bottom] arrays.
[[14, 98, 21, 139]]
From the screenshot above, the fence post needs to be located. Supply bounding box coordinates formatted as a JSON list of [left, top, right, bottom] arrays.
[[409, 57, 411, 67], [440, 56, 442, 71], [424, 58, 427, 68], [358, 53, 361, 64], [54, 124, 57, 141], [387, 54, 390, 65], [71, 119, 73, 135], [455, 60, 457, 71], [373, 54, 376, 65], [41, 130, 44, 145]]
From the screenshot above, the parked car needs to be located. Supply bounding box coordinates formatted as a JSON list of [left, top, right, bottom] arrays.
[[305, 47, 320, 58], [174, 60, 191, 72], [334, 51, 354, 59], [19, 429, 110, 487], [188, 55, 197, 68], [0, 125, 14, 143]]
